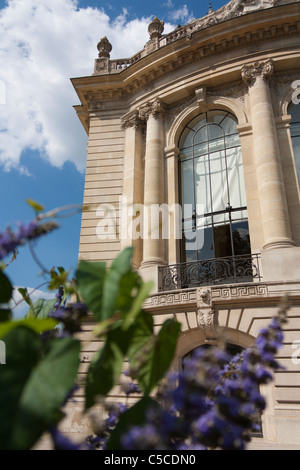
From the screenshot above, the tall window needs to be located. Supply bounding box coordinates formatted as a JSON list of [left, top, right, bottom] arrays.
[[179, 110, 250, 263], [288, 102, 300, 187]]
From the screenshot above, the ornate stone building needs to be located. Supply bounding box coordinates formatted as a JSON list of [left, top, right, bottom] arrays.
[[70, 0, 300, 449]]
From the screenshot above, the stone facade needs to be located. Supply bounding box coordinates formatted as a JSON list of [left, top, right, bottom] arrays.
[[70, 0, 300, 449]]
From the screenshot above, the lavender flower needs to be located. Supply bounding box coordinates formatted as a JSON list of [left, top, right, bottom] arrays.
[[50, 302, 88, 334], [120, 302, 288, 451], [0, 220, 59, 261]]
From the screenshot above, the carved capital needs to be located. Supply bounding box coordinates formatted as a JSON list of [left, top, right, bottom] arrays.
[[241, 59, 274, 87], [121, 110, 144, 131], [139, 99, 165, 121]]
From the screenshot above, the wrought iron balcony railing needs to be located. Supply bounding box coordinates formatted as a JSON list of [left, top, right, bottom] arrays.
[[158, 253, 262, 292]]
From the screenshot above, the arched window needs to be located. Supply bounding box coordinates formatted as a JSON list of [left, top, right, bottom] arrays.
[[179, 110, 250, 263], [288, 102, 300, 188]]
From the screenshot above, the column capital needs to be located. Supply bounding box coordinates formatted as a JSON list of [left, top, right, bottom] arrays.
[[121, 109, 145, 131], [139, 98, 165, 121], [241, 59, 274, 87]]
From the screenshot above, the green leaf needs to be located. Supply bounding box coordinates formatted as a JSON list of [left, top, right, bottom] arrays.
[[25, 298, 56, 319], [0, 317, 58, 339], [100, 247, 133, 321], [0, 326, 80, 450], [85, 324, 133, 410], [26, 199, 44, 213], [106, 397, 160, 450], [127, 311, 154, 361], [0, 308, 11, 323], [0, 269, 13, 304], [76, 260, 106, 321], [131, 318, 181, 396], [122, 280, 154, 330]]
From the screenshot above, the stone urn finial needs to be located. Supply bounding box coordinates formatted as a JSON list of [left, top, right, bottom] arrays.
[[148, 17, 164, 40], [97, 37, 112, 58]]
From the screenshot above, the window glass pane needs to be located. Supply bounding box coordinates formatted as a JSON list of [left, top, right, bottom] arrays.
[[289, 102, 300, 123], [209, 150, 228, 213], [193, 141, 208, 157], [179, 127, 194, 148], [220, 115, 238, 135], [198, 226, 214, 260], [293, 136, 300, 185], [231, 208, 248, 221], [181, 159, 194, 218], [189, 115, 206, 132], [213, 212, 228, 224], [225, 133, 240, 148], [179, 148, 193, 161], [207, 110, 228, 124], [194, 126, 207, 144], [208, 137, 224, 153], [213, 224, 232, 258], [232, 221, 251, 255], [208, 123, 223, 140], [182, 233, 197, 262], [194, 155, 211, 214], [226, 146, 247, 209]]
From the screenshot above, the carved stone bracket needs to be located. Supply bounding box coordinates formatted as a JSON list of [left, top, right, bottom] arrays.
[[241, 59, 274, 87], [196, 288, 217, 341]]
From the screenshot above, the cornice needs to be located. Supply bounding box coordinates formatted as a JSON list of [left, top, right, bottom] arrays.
[[71, 2, 300, 119]]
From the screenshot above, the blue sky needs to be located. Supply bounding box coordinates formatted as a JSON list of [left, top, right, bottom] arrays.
[[0, 0, 227, 316]]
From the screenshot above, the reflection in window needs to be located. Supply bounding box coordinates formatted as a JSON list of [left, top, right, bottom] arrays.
[[288, 102, 300, 187], [179, 110, 250, 262]]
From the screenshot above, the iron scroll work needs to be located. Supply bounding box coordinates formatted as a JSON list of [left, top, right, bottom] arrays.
[[158, 254, 262, 292]]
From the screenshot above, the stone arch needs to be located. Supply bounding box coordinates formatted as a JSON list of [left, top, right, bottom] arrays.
[[166, 95, 248, 150], [174, 326, 255, 372], [171, 323, 276, 441]]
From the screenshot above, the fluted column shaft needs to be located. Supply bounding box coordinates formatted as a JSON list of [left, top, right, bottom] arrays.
[[121, 111, 144, 268], [242, 60, 294, 250], [140, 100, 166, 267]]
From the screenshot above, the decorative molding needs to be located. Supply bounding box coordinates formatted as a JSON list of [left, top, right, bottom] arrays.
[[211, 284, 268, 301], [143, 289, 197, 308]]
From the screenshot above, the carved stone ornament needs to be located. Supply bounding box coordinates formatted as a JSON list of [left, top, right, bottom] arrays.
[[97, 37, 112, 58], [197, 309, 216, 339], [189, 0, 282, 36], [241, 59, 274, 86], [148, 17, 164, 40], [197, 288, 217, 340], [121, 110, 144, 130]]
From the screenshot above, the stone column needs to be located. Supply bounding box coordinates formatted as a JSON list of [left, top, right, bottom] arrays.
[[242, 59, 295, 250], [165, 145, 180, 265], [121, 111, 144, 269], [140, 99, 166, 269]]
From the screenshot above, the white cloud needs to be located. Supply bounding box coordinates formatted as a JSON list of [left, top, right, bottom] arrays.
[[168, 4, 195, 23], [0, 0, 171, 174]]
